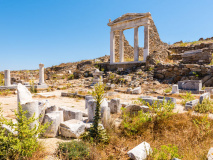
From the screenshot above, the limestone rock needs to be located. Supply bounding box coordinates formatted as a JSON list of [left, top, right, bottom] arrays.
[[132, 87, 142, 94], [59, 106, 83, 121], [200, 92, 210, 103], [125, 105, 149, 115], [127, 142, 152, 160], [17, 83, 33, 105], [108, 98, 121, 114], [43, 111, 63, 138], [85, 95, 94, 109], [60, 120, 86, 138], [45, 105, 58, 114], [207, 147, 213, 160]]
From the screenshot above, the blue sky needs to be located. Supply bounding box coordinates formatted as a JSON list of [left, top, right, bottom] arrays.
[[0, 0, 213, 71]]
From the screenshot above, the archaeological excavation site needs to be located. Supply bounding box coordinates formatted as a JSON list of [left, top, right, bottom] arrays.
[[1, 10, 213, 160]]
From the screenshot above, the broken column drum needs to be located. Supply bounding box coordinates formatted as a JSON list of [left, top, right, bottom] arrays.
[[4, 70, 11, 86], [39, 63, 45, 85], [108, 13, 151, 63]]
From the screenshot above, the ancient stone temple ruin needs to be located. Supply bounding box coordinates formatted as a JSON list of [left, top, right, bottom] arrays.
[[107, 12, 167, 65]]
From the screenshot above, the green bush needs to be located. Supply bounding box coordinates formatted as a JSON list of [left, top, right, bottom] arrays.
[[68, 74, 74, 80], [30, 79, 37, 93], [121, 100, 175, 136], [194, 98, 213, 113], [180, 92, 195, 106], [81, 83, 109, 144], [0, 104, 49, 159], [163, 87, 172, 93], [57, 141, 90, 160], [121, 109, 152, 136], [151, 144, 182, 160]]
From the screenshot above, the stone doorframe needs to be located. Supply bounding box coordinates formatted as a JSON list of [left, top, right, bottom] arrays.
[[108, 13, 151, 64]]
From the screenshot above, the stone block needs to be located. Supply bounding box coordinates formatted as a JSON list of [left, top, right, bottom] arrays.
[[59, 106, 83, 121], [43, 111, 63, 137], [127, 88, 133, 94], [207, 147, 213, 160], [127, 142, 152, 160], [45, 105, 58, 114], [88, 98, 109, 122], [157, 96, 176, 105], [132, 87, 142, 94], [17, 83, 33, 105], [199, 92, 210, 103], [178, 80, 202, 91], [108, 98, 121, 114], [88, 100, 96, 122], [140, 97, 166, 107], [60, 119, 86, 138], [125, 105, 149, 115], [185, 99, 199, 110], [2, 124, 18, 136], [85, 95, 94, 109], [172, 84, 179, 94], [38, 100, 50, 123]]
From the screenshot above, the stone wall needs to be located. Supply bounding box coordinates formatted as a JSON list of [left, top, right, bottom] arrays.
[[114, 17, 168, 63], [169, 43, 213, 54], [182, 49, 213, 64], [154, 63, 213, 87]]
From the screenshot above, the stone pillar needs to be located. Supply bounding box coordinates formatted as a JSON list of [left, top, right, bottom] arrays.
[[119, 30, 124, 62], [110, 31, 115, 64], [172, 84, 179, 94], [134, 27, 139, 61], [4, 70, 11, 86], [144, 25, 149, 61], [39, 64, 45, 85]]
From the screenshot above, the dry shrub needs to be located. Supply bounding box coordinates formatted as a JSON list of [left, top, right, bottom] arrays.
[[90, 113, 213, 160]]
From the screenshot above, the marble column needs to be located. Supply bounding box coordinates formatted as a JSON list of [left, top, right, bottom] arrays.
[[144, 25, 149, 61], [119, 30, 124, 62], [134, 27, 139, 61], [39, 64, 45, 85], [4, 70, 11, 86], [110, 31, 115, 64]]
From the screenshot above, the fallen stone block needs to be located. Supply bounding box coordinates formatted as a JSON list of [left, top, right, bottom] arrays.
[[85, 95, 93, 109], [172, 84, 179, 94], [17, 83, 33, 105], [59, 106, 83, 121], [178, 80, 202, 91], [108, 98, 121, 114], [45, 105, 58, 114], [60, 119, 86, 138], [157, 96, 176, 105], [2, 124, 18, 136], [185, 99, 199, 110], [207, 147, 213, 160], [200, 92, 210, 104], [132, 87, 142, 94], [127, 141, 152, 160], [43, 111, 63, 137], [125, 105, 149, 115], [39, 100, 50, 123], [127, 88, 133, 94], [17, 83, 39, 129], [140, 97, 166, 107], [88, 98, 110, 122]]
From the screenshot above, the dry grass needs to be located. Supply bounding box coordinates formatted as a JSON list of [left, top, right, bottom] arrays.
[[173, 40, 213, 47], [89, 113, 213, 160], [29, 142, 49, 160]]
